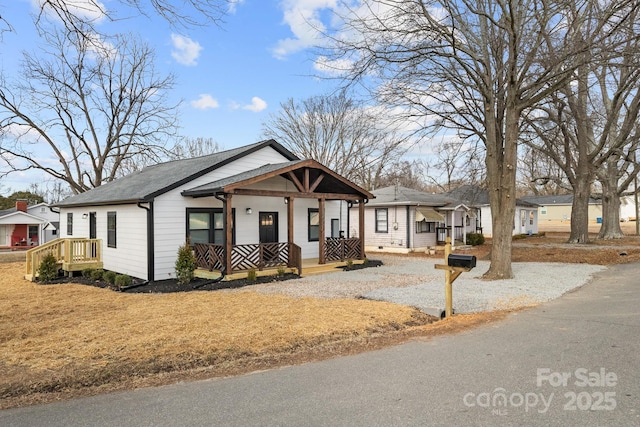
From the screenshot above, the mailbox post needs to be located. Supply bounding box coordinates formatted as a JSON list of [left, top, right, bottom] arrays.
[[434, 237, 476, 318]]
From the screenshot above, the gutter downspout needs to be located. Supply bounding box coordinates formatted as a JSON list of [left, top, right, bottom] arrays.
[[347, 201, 352, 238], [406, 205, 411, 250], [137, 201, 154, 283]]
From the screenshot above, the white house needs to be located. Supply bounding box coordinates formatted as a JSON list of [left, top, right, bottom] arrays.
[[51, 140, 373, 282], [0, 201, 59, 248], [446, 185, 539, 237], [349, 186, 478, 253]]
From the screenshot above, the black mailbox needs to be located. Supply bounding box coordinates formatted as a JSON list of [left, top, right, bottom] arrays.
[[448, 254, 476, 269]]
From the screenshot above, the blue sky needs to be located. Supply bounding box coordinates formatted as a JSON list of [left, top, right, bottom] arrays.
[[1, 0, 363, 191]]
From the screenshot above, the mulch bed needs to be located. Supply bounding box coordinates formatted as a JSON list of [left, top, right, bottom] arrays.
[[38, 259, 384, 293], [340, 259, 384, 270]]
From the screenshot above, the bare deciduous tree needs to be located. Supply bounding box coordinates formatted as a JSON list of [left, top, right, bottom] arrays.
[[323, 0, 627, 278], [169, 137, 222, 160], [375, 159, 430, 191], [262, 91, 409, 190], [517, 145, 570, 196], [0, 26, 179, 194], [523, 5, 640, 242], [31, 0, 231, 33]]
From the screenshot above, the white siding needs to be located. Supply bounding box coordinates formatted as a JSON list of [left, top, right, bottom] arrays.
[[154, 147, 295, 278], [27, 204, 60, 243], [59, 205, 148, 280], [58, 146, 356, 279]]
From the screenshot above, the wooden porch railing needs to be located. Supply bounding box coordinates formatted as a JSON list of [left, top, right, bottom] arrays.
[[193, 242, 303, 275], [25, 238, 102, 280], [436, 226, 465, 245], [325, 237, 363, 261]]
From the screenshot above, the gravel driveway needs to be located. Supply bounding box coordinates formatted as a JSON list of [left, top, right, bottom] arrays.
[[241, 255, 606, 317]]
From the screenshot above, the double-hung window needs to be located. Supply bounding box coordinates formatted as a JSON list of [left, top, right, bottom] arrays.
[[375, 208, 388, 233], [308, 208, 319, 241], [107, 212, 117, 248], [66, 213, 73, 236]]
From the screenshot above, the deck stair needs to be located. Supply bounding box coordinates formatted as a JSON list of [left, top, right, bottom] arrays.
[[24, 238, 103, 281]]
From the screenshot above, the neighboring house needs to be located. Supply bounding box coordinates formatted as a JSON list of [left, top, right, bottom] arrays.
[[620, 196, 638, 222], [519, 194, 602, 223], [50, 140, 373, 282], [446, 185, 539, 237], [349, 186, 477, 253], [0, 201, 59, 248]]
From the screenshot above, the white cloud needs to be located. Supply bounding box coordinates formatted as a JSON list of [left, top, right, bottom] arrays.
[[242, 97, 268, 112], [313, 55, 353, 77], [170, 34, 202, 66], [272, 0, 342, 59], [33, 0, 107, 23], [191, 94, 219, 110], [228, 0, 246, 14]]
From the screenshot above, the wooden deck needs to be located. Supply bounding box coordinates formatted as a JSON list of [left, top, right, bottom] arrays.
[[24, 238, 103, 281], [195, 258, 365, 281]]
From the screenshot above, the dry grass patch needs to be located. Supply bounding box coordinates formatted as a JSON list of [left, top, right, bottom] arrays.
[[0, 261, 434, 407]]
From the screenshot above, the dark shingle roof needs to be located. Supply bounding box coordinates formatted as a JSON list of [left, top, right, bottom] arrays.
[[446, 185, 489, 205], [54, 140, 298, 207], [367, 186, 461, 207], [447, 185, 538, 208], [0, 207, 17, 217]]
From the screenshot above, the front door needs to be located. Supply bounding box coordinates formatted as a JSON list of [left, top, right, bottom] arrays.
[[89, 212, 97, 257], [259, 212, 278, 243], [89, 212, 97, 239]]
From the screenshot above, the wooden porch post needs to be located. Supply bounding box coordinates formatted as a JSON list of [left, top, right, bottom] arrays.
[[318, 198, 325, 264], [224, 194, 233, 274], [359, 199, 365, 259], [287, 196, 294, 267], [287, 197, 294, 243]]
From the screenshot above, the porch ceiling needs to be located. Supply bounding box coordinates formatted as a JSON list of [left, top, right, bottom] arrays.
[[182, 159, 374, 201]]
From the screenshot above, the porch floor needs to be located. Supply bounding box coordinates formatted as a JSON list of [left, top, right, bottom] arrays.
[[195, 258, 365, 281]]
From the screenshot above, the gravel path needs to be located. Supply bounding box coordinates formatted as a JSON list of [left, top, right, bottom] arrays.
[[241, 255, 606, 317]]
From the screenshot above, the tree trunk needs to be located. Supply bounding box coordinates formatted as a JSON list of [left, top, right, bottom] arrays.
[[483, 110, 518, 280], [568, 178, 591, 243], [598, 166, 624, 239]]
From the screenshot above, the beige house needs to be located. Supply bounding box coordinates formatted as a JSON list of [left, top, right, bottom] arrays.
[[520, 195, 603, 223]]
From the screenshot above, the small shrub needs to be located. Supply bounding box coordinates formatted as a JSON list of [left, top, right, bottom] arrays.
[[466, 233, 485, 246], [90, 269, 104, 281], [346, 259, 354, 269], [175, 243, 197, 285], [81, 268, 94, 278], [114, 274, 132, 289], [37, 253, 59, 282], [363, 258, 369, 265], [276, 265, 287, 277], [513, 234, 527, 240], [104, 271, 117, 285], [247, 268, 258, 282]]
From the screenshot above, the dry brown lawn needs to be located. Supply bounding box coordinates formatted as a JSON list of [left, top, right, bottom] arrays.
[[1, 260, 448, 409], [2, 223, 639, 409]]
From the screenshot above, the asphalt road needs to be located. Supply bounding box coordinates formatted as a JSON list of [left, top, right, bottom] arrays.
[[2, 263, 639, 426]]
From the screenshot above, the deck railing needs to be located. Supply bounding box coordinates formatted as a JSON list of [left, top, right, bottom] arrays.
[[25, 238, 102, 280], [436, 226, 465, 244], [193, 242, 303, 275], [325, 237, 363, 261]]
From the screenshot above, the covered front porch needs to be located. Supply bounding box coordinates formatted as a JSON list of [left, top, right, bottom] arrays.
[[182, 159, 373, 280], [192, 237, 364, 279]]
